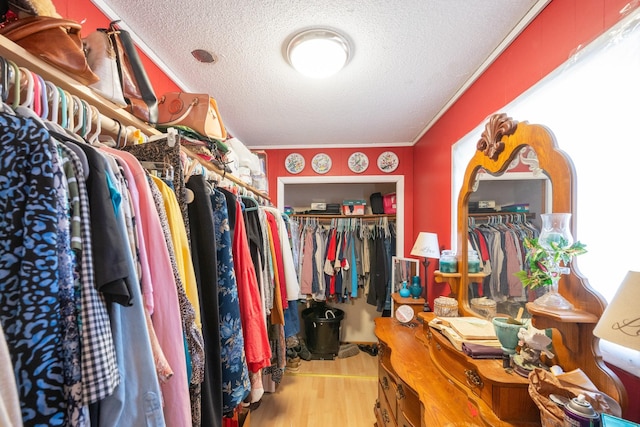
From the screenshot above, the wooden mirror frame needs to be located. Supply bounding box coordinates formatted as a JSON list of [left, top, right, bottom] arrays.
[[454, 113, 627, 409]]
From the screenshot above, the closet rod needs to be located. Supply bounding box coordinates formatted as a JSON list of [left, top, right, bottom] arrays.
[[0, 35, 161, 141], [468, 212, 535, 222], [292, 214, 396, 221], [181, 145, 270, 202]]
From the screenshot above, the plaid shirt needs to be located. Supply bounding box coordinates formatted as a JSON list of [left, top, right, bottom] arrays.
[[60, 144, 120, 404]]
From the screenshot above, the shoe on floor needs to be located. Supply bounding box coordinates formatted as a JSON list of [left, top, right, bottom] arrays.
[[286, 358, 300, 372], [286, 347, 298, 360], [358, 344, 378, 357], [294, 339, 312, 361], [338, 343, 360, 358]]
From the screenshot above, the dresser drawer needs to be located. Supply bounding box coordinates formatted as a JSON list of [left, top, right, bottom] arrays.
[[379, 363, 398, 420], [397, 408, 417, 427], [429, 332, 493, 406], [428, 328, 539, 423], [396, 380, 421, 427], [376, 394, 398, 427]]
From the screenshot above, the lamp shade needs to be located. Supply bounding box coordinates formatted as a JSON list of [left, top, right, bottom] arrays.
[[593, 270, 640, 351], [410, 232, 440, 259]]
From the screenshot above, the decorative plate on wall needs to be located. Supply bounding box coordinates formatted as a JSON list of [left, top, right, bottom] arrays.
[[312, 153, 332, 174], [377, 151, 399, 173], [348, 152, 369, 173], [285, 153, 305, 174]]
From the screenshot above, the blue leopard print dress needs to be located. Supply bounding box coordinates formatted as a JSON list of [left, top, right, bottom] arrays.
[[0, 112, 66, 425]]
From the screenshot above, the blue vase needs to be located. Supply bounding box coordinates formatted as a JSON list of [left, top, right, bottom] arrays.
[[409, 284, 423, 299], [399, 281, 411, 298], [409, 276, 422, 299]]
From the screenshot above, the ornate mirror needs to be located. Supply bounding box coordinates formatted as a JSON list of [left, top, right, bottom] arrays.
[[451, 113, 626, 409]]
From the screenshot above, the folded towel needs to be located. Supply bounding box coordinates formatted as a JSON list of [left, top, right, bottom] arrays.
[[462, 342, 504, 359]]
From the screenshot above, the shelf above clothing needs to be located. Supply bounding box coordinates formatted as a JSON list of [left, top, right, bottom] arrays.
[[181, 145, 270, 202], [0, 35, 270, 204]]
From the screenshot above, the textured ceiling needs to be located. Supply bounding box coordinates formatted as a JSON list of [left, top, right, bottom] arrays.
[[92, 0, 548, 149]]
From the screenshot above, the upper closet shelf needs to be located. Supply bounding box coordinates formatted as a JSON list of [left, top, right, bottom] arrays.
[[181, 145, 270, 201], [292, 214, 396, 220], [0, 35, 269, 202]]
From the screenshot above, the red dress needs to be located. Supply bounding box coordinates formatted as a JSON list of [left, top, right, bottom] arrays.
[[232, 200, 272, 372]]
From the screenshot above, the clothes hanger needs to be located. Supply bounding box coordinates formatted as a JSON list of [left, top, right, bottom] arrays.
[[30, 72, 42, 117], [65, 91, 75, 131], [88, 105, 101, 144], [57, 87, 68, 128], [6, 60, 20, 109], [18, 67, 34, 109], [0, 57, 8, 103], [45, 81, 59, 124], [36, 75, 48, 120], [81, 100, 92, 139], [140, 161, 174, 181]]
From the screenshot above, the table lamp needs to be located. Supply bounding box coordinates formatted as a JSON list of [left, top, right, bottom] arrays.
[[410, 232, 440, 312], [593, 270, 640, 351]]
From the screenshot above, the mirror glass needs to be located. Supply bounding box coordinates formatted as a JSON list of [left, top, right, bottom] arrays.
[[390, 256, 419, 313], [466, 145, 552, 319]]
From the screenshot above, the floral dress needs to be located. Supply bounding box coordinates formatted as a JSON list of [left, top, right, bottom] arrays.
[[211, 189, 250, 414]]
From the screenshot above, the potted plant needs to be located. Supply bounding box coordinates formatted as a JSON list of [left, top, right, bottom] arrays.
[[515, 213, 587, 310]]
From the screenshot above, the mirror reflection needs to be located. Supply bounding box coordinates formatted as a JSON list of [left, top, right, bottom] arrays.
[[390, 256, 420, 313], [465, 146, 552, 319]]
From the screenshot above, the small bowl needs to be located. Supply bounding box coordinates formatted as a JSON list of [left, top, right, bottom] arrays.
[[492, 317, 529, 354]]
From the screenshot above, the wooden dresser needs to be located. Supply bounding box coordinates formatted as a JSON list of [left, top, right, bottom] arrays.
[[374, 313, 541, 427], [374, 114, 628, 426]]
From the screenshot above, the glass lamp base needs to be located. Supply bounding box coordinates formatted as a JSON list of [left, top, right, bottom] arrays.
[[532, 290, 574, 310]]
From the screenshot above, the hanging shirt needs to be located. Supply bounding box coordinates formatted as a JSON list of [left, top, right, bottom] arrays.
[[103, 147, 191, 427], [230, 198, 272, 372], [0, 113, 66, 426]]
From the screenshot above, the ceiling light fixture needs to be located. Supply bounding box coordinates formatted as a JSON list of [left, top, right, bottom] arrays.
[[286, 28, 351, 78]]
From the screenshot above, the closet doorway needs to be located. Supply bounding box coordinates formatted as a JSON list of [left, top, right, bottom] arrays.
[[277, 175, 405, 343]]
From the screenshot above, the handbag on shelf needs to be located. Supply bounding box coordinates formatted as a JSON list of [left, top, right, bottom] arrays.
[[157, 92, 227, 140], [83, 29, 128, 107], [107, 20, 158, 123], [0, 15, 100, 85]]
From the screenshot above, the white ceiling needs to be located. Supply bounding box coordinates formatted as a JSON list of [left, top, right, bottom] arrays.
[[93, 0, 548, 149]]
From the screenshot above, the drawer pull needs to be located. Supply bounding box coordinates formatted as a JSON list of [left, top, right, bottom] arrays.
[[465, 369, 484, 389], [381, 376, 389, 390], [382, 408, 390, 424], [436, 343, 441, 351], [379, 345, 385, 358], [396, 383, 405, 400]]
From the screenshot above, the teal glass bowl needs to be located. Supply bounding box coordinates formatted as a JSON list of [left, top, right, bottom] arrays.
[[492, 317, 529, 354]]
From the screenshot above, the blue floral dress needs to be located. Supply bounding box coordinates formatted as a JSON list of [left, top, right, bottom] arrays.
[[211, 189, 250, 414]]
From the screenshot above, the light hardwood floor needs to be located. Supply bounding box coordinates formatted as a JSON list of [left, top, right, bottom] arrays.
[[251, 350, 379, 427]]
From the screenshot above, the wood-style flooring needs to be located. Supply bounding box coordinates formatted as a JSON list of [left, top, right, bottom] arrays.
[[250, 350, 379, 427]]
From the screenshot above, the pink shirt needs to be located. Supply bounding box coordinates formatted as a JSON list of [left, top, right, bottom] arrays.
[[102, 147, 192, 427]]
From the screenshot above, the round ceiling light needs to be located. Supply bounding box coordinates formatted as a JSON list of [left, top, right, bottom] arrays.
[[286, 28, 351, 78]]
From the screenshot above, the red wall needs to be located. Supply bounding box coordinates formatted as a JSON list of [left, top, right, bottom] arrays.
[[413, 0, 639, 420], [265, 146, 414, 255]]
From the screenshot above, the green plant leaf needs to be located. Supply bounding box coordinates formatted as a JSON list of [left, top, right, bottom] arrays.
[[515, 237, 587, 290]]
